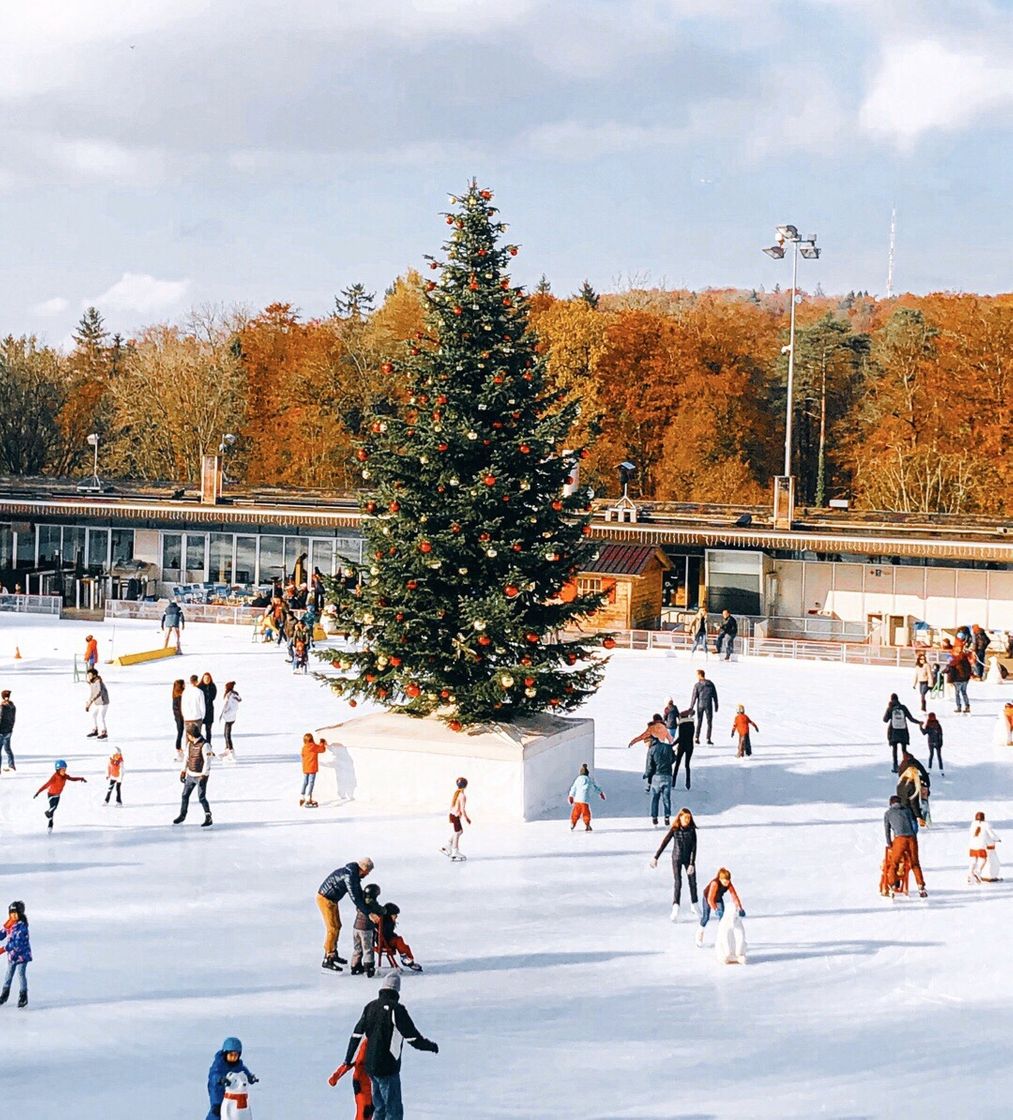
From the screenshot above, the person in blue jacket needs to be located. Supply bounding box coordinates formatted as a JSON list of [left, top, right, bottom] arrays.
[[0, 900, 31, 1008], [206, 1036, 257, 1119], [568, 763, 606, 831], [317, 858, 375, 972]]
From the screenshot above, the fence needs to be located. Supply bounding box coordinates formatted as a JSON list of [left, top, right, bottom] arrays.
[[758, 615, 868, 642], [0, 593, 62, 616], [105, 600, 262, 626]]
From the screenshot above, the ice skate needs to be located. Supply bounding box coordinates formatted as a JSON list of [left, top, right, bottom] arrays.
[[86, 729, 98, 738], [401, 957, 423, 972], [440, 846, 453, 856], [0, 986, 9, 1005], [322, 954, 343, 972], [17, 992, 27, 1008], [366, 966, 375, 978], [350, 963, 364, 975], [694, 927, 705, 947], [584, 824, 592, 831], [451, 851, 468, 861], [305, 800, 318, 808], [299, 797, 305, 807], [97, 731, 108, 739], [201, 813, 213, 828], [735, 954, 747, 965], [670, 903, 680, 922], [919, 888, 928, 898], [173, 813, 186, 824]]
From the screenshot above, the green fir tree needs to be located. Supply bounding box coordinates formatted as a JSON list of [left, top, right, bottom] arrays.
[[320, 182, 609, 728]]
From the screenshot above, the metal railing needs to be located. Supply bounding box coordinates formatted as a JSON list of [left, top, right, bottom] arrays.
[[0, 593, 62, 616], [758, 615, 868, 642], [105, 600, 262, 626]]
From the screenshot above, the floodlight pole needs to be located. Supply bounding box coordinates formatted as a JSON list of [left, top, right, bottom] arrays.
[[784, 239, 799, 478]]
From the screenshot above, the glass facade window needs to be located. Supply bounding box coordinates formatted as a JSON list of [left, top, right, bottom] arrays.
[[162, 533, 182, 579], [0, 525, 12, 570], [185, 534, 208, 580], [285, 536, 309, 582], [111, 529, 134, 564], [87, 529, 109, 571], [37, 525, 62, 566], [15, 527, 35, 564], [63, 526, 85, 568], [234, 536, 256, 584], [209, 533, 234, 583], [310, 539, 334, 576], [258, 535, 284, 584]]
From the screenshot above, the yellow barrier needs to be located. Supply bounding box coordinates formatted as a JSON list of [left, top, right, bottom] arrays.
[[110, 647, 182, 667]]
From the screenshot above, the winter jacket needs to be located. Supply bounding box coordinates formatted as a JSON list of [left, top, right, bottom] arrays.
[[972, 630, 991, 657], [733, 713, 757, 737], [302, 741, 326, 774], [898, 753, 930, 792], [719, 614, 738, 639], [920, 722, 943, 751], [0, 700, 14, 734], [35, 771, 85, 797], [107, 753, 124, 780], [568, 773, 604, 803], [353, 897, 384, 932], [344, 991, 436, 1076], [199, 681, 218, 721], [884, 701, 916, 740], [84, 638, 98, 664], [691, 614, 708, 639], [207, 1051, 254, 1109], [884, 805, 918, 843], [676, 718, 695, 752], [220, 691, 241, 723], [945, 655, 972, 684], [162, 603, 184, 628], [969, 820, 999, 852], [912, 663, 932, 685], [86, 677, 109, 708], [183, 738, 212, 779], [663, 702, 679, 731], [182, 684, 206, 722], [172, 693, 183, 722], [319, 862, 371, 912], [0, 919, 32, 963], [644, 738, 675, 781], [689, 679, 718, 712], [655, 822, 696, 864], [896, 767, 925, 820]]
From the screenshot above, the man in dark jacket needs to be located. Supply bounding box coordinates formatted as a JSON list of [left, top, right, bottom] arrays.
[[317, 857, 374, 972], [673, 710, 696, 790], [883, 795, 927, 897], [688, 670, 719, 745], [643, 735, 675, 827], [971, 625, 991, 679], [161, 600, 185, 651], [716, 610, 738, 660], [0, 689, 15, 770], [344, 973, 438, 1119], [945, 651, 972, 713]]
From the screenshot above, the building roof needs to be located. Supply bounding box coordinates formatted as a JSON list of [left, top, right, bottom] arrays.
[[582, 542, 671, 576]]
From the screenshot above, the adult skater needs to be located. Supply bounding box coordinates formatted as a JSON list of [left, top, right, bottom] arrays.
[[971, 624, 991, 680], [883, 795, 927, 898], [627, 713, 672, 751], [171, 679, 186, 759], [912, 653, 933, 712], [182, 674, 206, 737], [161, 600, 185, 651], [567, 763, 606, 832], [673, 709, 696, 790], [0, 689, 15, 771], [173, 730, 213, 828], [919, 713, 944, 776], [944, 648, 972, 713], [695, 868, 744, 947], [896, 760, 928, 826], [316, 857, 375, 972], [715, 609, 737, 660], [219, 682, 240, 757], [689, 669, 719, 745], [0, 900, 31, 1008], [84, 669, 110, 739], [688, 608, 709, 656], [883, 693, 918, 773], [199, 672, 218, 745], [206, 1037, 257, 1120], [343, 973, 438, 1120], [643, 729, 675, 827], [651, 807, 698, 920]]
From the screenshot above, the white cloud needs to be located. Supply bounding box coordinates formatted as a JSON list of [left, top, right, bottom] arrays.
[[860, 39, 1013, 147], [85, 273, 190, 315], [46, 138, 166, 184], [31, 296, 69, 316]]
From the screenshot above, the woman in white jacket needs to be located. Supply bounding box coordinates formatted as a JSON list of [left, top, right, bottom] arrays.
[[219, 681, 241, 758], [968, 812, 1001, 883]]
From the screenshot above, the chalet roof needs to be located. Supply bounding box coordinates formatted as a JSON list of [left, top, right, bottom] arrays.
[[582, 542, 671, 577]]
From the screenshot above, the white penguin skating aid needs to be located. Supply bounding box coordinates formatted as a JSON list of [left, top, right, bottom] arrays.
[[222, 1071, 255, 1118], [715, 906, 747, 964]]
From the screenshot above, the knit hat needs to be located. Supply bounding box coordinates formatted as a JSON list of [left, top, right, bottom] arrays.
[[381, 973, 401, 992], [889, 795, 900, 805]]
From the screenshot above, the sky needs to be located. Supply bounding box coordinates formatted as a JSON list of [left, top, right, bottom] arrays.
[[2, 0, 1012, 344]]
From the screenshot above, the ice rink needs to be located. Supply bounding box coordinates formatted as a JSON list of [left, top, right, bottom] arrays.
[[1, 614, 1010, 1118]]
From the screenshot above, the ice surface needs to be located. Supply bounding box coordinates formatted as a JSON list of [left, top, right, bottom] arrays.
[[1, 615, 1010, 1118]]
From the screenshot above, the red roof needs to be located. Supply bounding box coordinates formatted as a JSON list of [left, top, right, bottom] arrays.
[[581, 542, 670, 576]]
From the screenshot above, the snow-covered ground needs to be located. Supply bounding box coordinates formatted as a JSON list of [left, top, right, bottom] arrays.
[[1, 614, 1011, 1118]]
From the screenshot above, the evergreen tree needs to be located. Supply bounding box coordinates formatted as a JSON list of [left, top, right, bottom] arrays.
[[575, 279, 599, 309], [535, 274, 552, 295], [320, 182, 609, 729], [335, 283, 375, 319], [74, 306, 108, 350]]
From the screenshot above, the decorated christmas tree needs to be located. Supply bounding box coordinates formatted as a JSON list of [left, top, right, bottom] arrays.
[[320, 182, 610, 729]]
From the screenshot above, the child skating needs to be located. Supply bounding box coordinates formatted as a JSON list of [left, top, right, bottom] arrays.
[[0, 900, 31, 1007], [300, 732, 327, 807], [105, 749, 124, 806], [442, 777, 471, 860], [731, 704, 758, 758], [920, 713, 944, 776], [969, 812, 1002, 883], [350, 882, 384, 977], [568, 763, 606, 831], [33, 760, 87, 829], [206, 1037, 258, 1120], [377, 902, 423, 972]]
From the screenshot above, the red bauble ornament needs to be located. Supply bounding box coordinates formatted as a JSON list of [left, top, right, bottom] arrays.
[[549, 697, 560, 707], [524, 676, 535, 687], [502, 298, 512, 308], [551, 499, 563, 511], [525, 632, 539, 644], [453, 306, 463, 316], [483, 475, 496, 486], [426, 281, 436, 292], [566, 653, 577, 665], [520, 656, 532, 666], [437, 442, 448, 452], [492, 420, 503, 429], [519, 444, 530, 454], [603, 637, 616, 649], [365, 500, 377, 514], [380, 361, 394, 374], [436, 394, 448, 405], [478, 634, 492, 646], [389, 500, 401, 513], [406, 579, 418, 590], [395, 612, 404, 622], [512, 543, 522, 552], [356, 449, 369, 462], [451, 522, 462, 533], [365, 673, 376, 683], [419, 541, 432, 553], [405, 683, 421, 698], [480, 189, 492, 200], [492, 374, 504, 384], [479, 532, 491, 542], [500, 278, 510, 289], [377, 687, 389, 699], [445, 215, 454, 224], [349, 699, 357, 708], [449, 720, 463, 732], [582, 525, 592, 536], [429, 261, 439, 270], [469, 278, 479, 291], [440, 689, 451, 699], [477, 248, 487, 256], [504, 585, 519, 598], [390, 656, 402, 667], [522, 372, 533, 381], [509, 246, 518, 256], [580, 448, 590, 459], [502, 495, 510, 503], [331, 659, 341, 669]]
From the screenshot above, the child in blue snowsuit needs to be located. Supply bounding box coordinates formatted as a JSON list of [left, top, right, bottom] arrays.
[[206, 1036, 257, 1119]]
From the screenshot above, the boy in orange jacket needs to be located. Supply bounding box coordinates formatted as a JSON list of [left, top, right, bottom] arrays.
[[34, 760, 87, 829], [731, 705, 759, 758]]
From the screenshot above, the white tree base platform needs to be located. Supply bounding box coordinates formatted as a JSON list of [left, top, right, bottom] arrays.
[[314, 711, 595, 821]]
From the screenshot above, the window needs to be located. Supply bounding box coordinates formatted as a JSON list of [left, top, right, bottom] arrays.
[[0, 525, 12, 569], [63, 526, 85, 567], [185, 534, 208, 581], [285, 536, 309, 582], [111, 529, 134, 564], [37, 525, 62, 566], [87, 529, 109, 572], [578, 577, 603, 595], [258, 535, 284, 585], [310, 538, 334, 576], [209, 534, 234, 583], [15, 526, 35, 565], [162, 533, 182, 579], [234, 536, 256, 584]]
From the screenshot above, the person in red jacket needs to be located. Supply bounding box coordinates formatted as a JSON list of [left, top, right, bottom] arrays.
[[695, 868, 744, 947], [731, 705, 759, 758], [33, 760, 87, 830], [328, 1038, 373, 1119], [83, 634, 99, 672]]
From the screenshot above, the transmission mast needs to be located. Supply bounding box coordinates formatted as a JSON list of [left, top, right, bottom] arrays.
[[886, 205, 896, 298]]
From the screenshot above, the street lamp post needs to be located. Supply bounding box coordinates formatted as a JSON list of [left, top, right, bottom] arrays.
[[762, 225, 821, 477], [77, 433, 102, 493]]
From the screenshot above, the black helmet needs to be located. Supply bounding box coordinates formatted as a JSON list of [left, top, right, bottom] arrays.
[[8, 900, 24, 915], [364, 883, 381, 899]]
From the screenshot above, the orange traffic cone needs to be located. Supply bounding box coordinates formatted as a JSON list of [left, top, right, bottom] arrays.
[[14, 646, 22, 660]]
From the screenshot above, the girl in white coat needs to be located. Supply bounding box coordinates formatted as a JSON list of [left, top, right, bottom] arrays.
[[969, 812, 1001, 883], [220, 682, 241, 758]]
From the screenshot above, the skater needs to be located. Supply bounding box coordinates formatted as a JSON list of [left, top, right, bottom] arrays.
[[920, 713, 944, 775], [695, 868, 744, 947], [731, 704, 758, 758], [161, 600, 185, 651], [882, 795, 927, 897], [670, 709, 695, 791], [377, 902, 423, 972], [968, 812, 1001, 883], [343, 973, 438, 1120], [912, 653, 933, 712], [643, 726, 675, 826], [688, 608, 709, 656], [317, 857, 375, 972], [350, 882, 384, 977], [567, 763, 605, 832], [220, 682, 241, 757], [206, 1037, 258, 1120], [300, 732, 327, 807], [104, 748, 124, 806], [173, 730, 213, 828], [897, 760, 928, 826], [971, 624, 991, 680], [199, 672, 218, 745], [83, 633, 99, 672], [182, 674, 206, 737], [944, 649, 972, 713], [627, 713, 672, 751], [651, 807, 698, 920], [33, 760, 87, 829], [883, 693, 918, 773], [715, 609, 737, 660], [443, 776, 471, 859], [0, 900, 31, 1008], [84, 669, 110, 739], [328, 1039, 373, 1120], [0, 689, 15, 770], [171, 679, 186, 758], [689, 669, 719, 745]]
